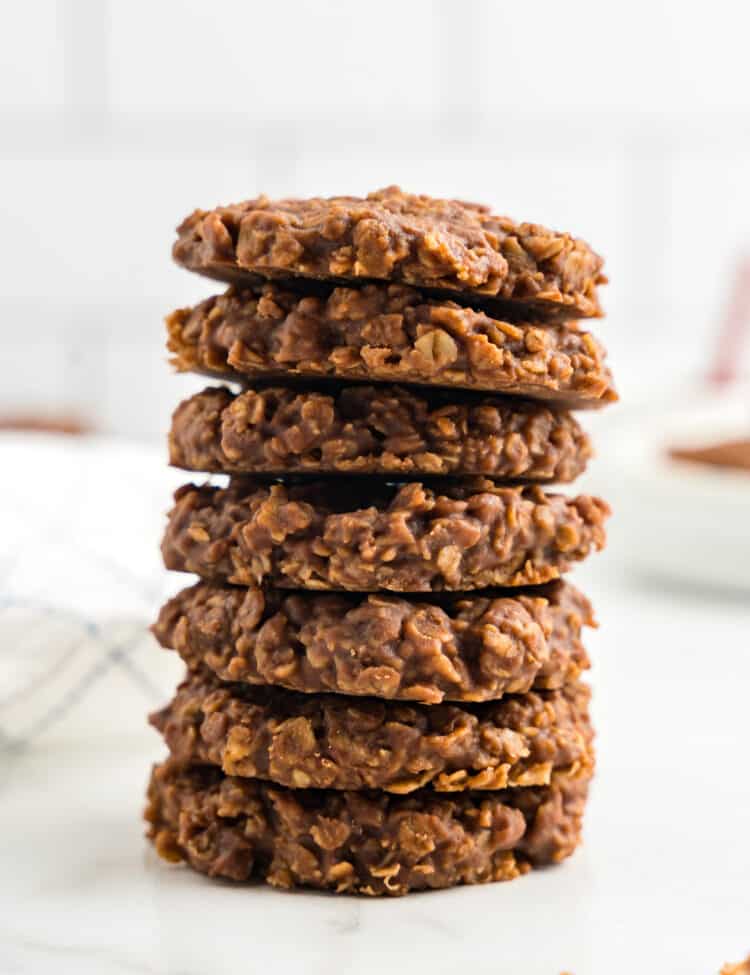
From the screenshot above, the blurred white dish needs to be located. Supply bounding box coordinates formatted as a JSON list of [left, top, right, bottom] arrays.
[[605, 383, 750, 591]]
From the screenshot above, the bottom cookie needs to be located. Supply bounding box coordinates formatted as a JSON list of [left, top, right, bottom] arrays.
[[145, 760, 591, 896]]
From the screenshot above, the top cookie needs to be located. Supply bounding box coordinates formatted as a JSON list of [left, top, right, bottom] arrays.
[[173, 186, 605, 320]]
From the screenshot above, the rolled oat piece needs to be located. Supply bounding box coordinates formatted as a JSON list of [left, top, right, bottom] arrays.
[[166, 283, 616, 406], [173, 186, 605, 320], [151, 669, 593, 794], [145, 759, 591, 895], [169, 385, 592, 482], [152, 580, 592, 704], [161, 478, 609, 592]]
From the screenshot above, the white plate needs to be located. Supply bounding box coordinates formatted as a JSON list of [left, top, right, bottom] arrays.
[[602, 385, 750, 591]]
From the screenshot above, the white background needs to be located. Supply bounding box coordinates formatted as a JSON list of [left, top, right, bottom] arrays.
[[1, 5, 749, 972], [2, 0, 750, 436]]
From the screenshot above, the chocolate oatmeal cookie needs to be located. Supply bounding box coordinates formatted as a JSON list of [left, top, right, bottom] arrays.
[[169, 385, 592, 482], [166, 283, 616, 405], [151, 670, 593, 793], [146, 760, 591, 895], [173, 186, 605, 319], [152, 580, 592, 704], [161, 478, 609, 592]]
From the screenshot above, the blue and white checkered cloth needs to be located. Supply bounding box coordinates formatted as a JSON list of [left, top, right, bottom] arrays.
[[0, 433, 189, 750]]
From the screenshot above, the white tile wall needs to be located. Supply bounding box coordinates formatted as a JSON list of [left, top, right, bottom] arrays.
[[482, 1, 750, 115], [2, 0, 750, 437], [0, 157, 261, 302], [109, 0, 441, 119], [0, 1, 64, 110]]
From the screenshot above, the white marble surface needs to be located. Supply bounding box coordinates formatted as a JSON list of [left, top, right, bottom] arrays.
[[0, 435, 748, 974]]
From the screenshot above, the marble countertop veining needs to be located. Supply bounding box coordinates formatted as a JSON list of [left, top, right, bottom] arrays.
[[0, 434, 748, 975]]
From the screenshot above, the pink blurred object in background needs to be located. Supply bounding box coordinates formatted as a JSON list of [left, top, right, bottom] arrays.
[[708, 255, 750, 388]]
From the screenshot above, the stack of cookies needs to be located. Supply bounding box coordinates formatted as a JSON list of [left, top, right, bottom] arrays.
[[145, 187, 615, 896]]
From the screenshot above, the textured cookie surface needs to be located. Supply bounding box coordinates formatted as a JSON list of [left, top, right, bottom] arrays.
[[169, 385, 592, 482], [146, 760, 591, 895], [161, 478, 609, 592], [152, 670, 593, 793], [152, 580, 593, 704], [173, 186, 605, 319], [166, 283, 616, 405]]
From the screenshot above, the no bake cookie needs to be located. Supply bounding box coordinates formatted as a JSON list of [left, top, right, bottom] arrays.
[[169, 385, 592, 482], [152, 580, 593, 704], [166, 282, 615, 405], [161, 478, 609, 592], [146, 759, 591, 895], [173, 186, 605, 319], [151, 671, 593, 794]]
